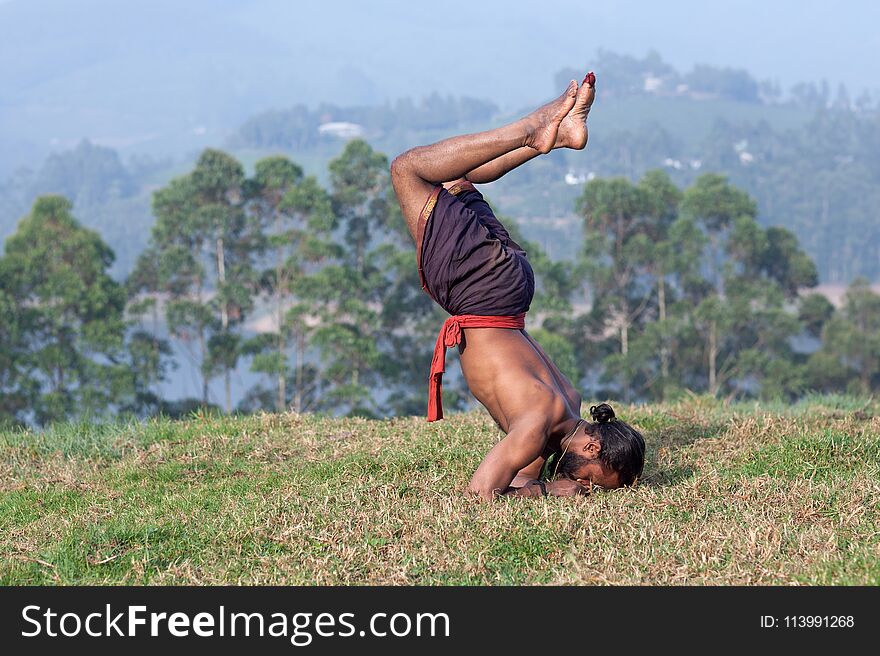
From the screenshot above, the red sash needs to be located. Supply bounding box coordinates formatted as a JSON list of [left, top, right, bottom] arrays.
[[427, 313, 526, 421]]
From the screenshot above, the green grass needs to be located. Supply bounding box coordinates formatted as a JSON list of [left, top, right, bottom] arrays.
[[1, 398, 878, 585]]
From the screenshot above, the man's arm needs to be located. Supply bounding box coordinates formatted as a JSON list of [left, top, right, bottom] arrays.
[[468, 413, 568, 501], [478, 427, 590, 498], [467, 414, 547, 500], [509, 456, 545, 487]]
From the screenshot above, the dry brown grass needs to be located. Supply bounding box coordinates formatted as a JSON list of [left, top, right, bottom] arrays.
[[1, 397, 878, 585]]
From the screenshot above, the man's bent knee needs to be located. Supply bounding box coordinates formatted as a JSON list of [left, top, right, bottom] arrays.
[[390, 152, 414, 180]]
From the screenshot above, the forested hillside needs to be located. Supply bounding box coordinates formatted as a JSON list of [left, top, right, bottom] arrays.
[[2, 139, 880, 427], [2, 51, 880, 420], [2, 52, 878, 283]]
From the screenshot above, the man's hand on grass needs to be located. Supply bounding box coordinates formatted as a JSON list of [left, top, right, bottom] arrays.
[[545, 478, 590, 496], [498, 477, 594, 498]]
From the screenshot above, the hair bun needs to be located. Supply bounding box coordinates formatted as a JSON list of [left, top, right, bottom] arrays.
[[590, 403, 616, 424]]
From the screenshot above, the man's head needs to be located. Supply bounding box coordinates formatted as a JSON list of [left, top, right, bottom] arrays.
[[557, 403, 645, 489]]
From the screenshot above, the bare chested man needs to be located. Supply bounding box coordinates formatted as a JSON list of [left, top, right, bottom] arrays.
[[390, 72, 645, 500]]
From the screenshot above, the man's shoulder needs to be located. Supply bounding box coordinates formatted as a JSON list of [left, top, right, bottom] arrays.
[[511, 380, 571, 424]]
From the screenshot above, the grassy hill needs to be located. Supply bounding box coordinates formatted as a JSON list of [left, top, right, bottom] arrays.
[[2, 396, 878, 585]]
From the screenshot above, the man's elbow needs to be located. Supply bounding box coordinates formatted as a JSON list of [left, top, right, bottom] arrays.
[[467, 472, 514, 501], [466, 484, 499, 502]]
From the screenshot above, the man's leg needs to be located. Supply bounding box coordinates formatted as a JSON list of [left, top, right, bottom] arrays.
[[452, 73, 596, 185], [391, 81, 579, 241]]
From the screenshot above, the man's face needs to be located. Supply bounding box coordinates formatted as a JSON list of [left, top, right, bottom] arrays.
[[570, 457, 621, 489], [557, 433, 622, 489]]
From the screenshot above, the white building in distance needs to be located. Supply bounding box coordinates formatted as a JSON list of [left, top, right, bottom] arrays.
[[318, 122, 364, 139]]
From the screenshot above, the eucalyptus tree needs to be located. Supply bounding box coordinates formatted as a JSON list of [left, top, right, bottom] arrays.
[[2, 196, 128, 424], [139, 149, 255, 411], [244, 155, 335, 412], [680, 174, 757, 395], [301, 140, 392, 415]]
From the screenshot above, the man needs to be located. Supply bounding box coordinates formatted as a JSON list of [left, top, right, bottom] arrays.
[[390, 72, 645, 500]]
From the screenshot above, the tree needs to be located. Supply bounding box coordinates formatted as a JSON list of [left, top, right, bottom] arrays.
[[669, 175, 819, 399], [139, 176, 210, 404], [630, 170, 684, 398], [300, 140, 393, 415], [376, 240, 451, 417], [1, 196, 129, 424], [0, 264, 33, 427], [192, 150, 255, 413], [680, 174, 757, 395], [575, 173, 682, 400], [810, 279, 880, 394], [576, 177, 649, 358], [300, 139, 454, 417], [139, 149, 255, 412], [573, 170, 820, 402], [799, 293, 835, 339], [124, 254, 175, 417], [30, 140, 135, 207], [243, 155, 335, 413]]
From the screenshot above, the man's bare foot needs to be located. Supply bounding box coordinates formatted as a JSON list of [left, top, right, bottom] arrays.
[[556, 73, 596, 150], [524, 81, 578, 154]]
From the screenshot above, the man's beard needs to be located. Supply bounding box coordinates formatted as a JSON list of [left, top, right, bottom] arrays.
[[556, 450, 592, 477]]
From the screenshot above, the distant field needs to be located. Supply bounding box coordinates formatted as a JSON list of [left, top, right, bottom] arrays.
[[1, 396, 877, 585]]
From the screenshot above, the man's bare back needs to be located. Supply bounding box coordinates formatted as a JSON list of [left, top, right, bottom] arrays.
[[458, 326, 588, 494], [459, 328, 581, 435]]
